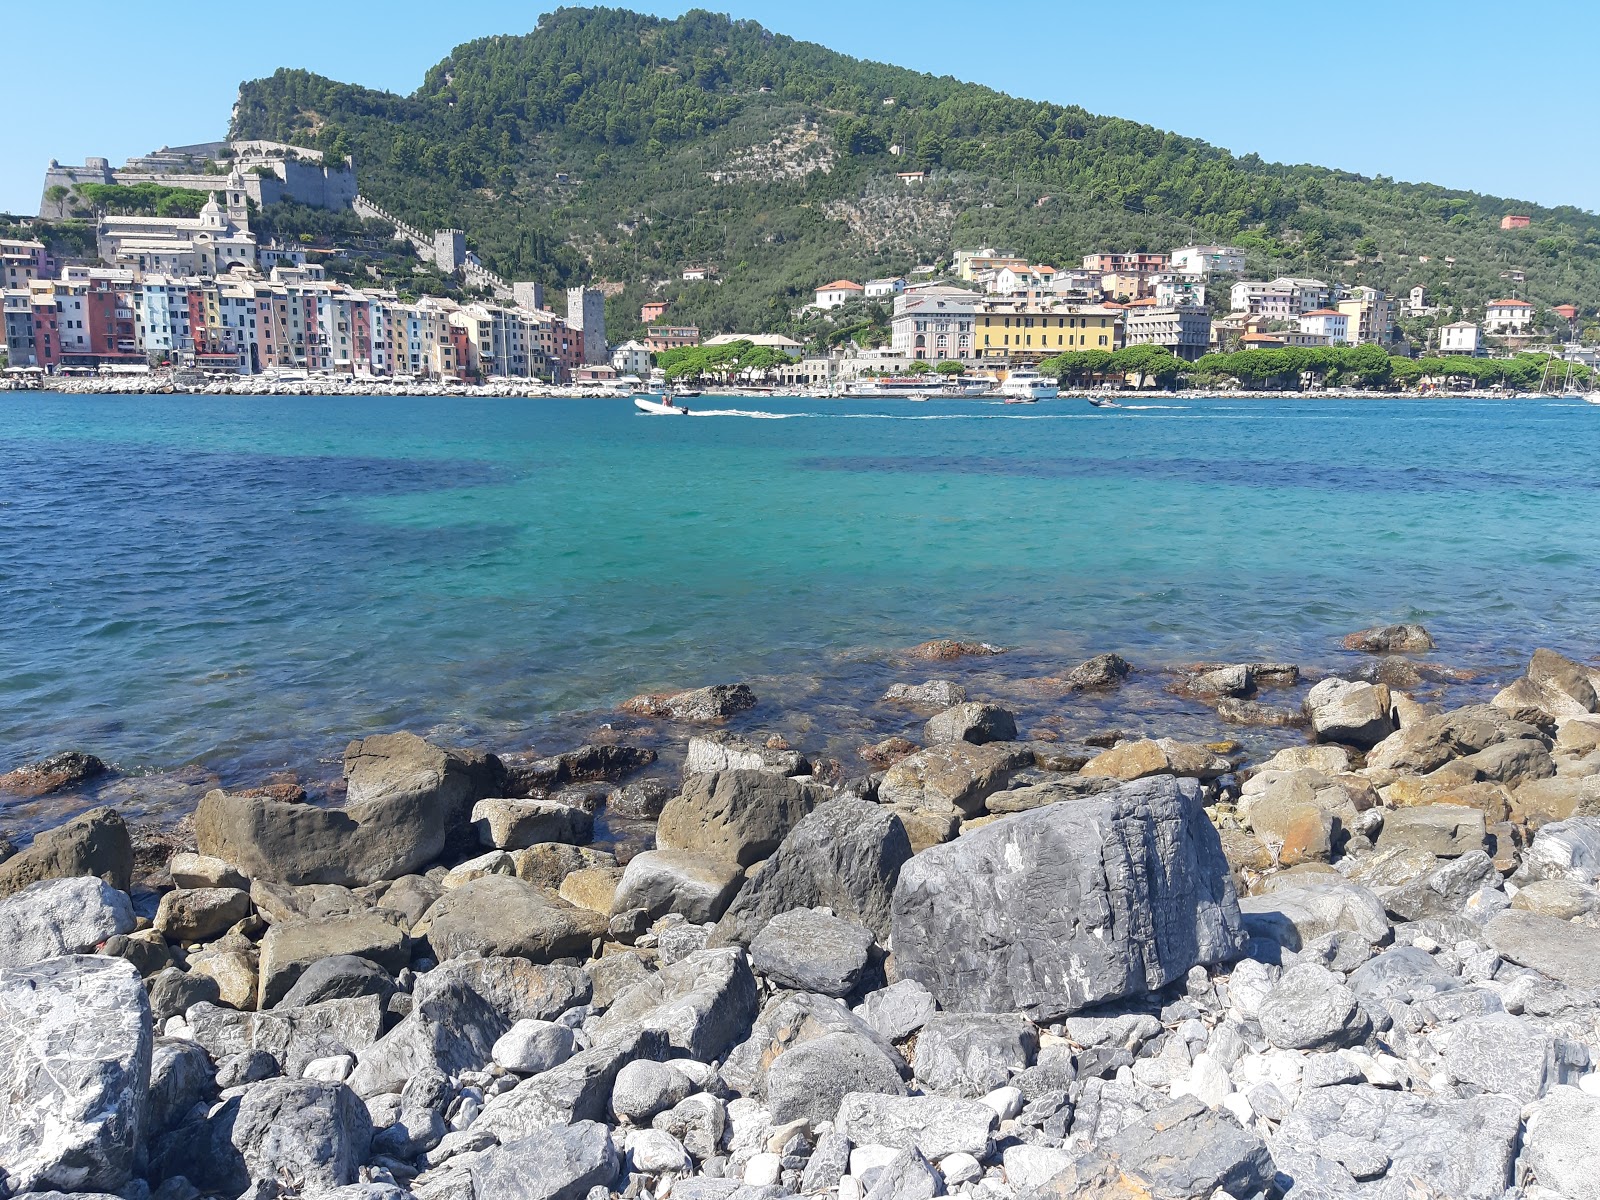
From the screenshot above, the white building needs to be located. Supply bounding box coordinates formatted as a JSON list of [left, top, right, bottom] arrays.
[[814, 280, 865, 309], [863, 277, 906, 299], [1438, 321, 1483, 356], [891, 285, 979, 360], [611, 339, 652, 375], [1170, 245, 1245, 276], [1153, 275, 1206, 309], [1233, 277, 1332, 315], [1484, 298, 1534, 335], [702, 333, 805, 352], [1299, 309, 1350, 345], [1123, 304, 1211, 361]]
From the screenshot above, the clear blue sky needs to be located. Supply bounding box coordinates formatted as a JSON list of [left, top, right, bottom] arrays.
[[6, 1, 1597, 217]]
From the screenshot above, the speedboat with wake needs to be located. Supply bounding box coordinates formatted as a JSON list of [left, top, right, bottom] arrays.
[[634, 394, 689, 415], [1087, 397, 1122, 409]]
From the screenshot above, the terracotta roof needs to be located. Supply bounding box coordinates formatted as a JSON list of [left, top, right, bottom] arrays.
[[818, 280, 864, 291], [1240, 332, 1285, 342], [1488, 298, 1532, 307], [1302, 309, 1344, 317]]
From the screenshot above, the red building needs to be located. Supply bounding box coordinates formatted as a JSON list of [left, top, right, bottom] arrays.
[[30, 297, 60, 370], [83, 289, 140, 363], [1500, 215, 1531, 230], [640, 301, 669, 323]]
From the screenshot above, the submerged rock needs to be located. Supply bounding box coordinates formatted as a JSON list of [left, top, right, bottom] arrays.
[[622, 683, 758, 722], [1342, 623, 1436, 653], [0, 750, 108, 798], [904, 639, 1005, 662]]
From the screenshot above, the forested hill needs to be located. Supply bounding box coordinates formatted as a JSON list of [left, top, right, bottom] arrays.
[[231, 6, 1600, 339]]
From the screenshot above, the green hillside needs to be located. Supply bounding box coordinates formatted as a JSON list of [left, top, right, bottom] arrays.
[[231, 6, 1600, 342]]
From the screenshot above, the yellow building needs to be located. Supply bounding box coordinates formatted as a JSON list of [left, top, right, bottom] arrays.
[[975, 302, 1117, 361]]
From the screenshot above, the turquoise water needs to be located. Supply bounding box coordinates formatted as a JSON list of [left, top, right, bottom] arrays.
[[2, 393, 1598, 817]]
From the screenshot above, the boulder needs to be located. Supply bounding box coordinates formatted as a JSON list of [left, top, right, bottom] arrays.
[[611, 1059, 694, 1124], [167, 851, 249, 891], [1522, 1087, 1600, 1200], [1062, 653, 1131, 690], [1494, 647, 1599, 722], [1237, 881, 1391, 950], [474, 1026, 671, 1143], [0, 750, 107, 797], [559, 865, 623, 914], [653, 1093, 726, 1163], [1377, 804, 1486, 857], [1512, 877, 1597, 919], [622, 683, 757, 722], [0, 876, 136, 968], [1257, 963, 1371, 1050], [589, 947, 758, 1062], [1517, 817, 1600, 885], [890, 775, 1245, 1020], [1173, 663, 1256, 699], [750, 907, 875, 997], [912, 1013, 1036, 1099], [834, 1093, 997, 1160], [657, 770, 832, 868], [1346, 946, 1460, 1003], [1303, 678, 1394, 748], [472, 1120, 618, 1200], [685, 732, 810, 778], [346, 978, 504, 1097], [924, 703, 1018, 746], [147, 965, 221, 1023], [1381, 850, 1498, 921], [768, 1030, 908, 1132], [854, 979, 938, 1043], [713, 798, 912, 946], [863, 1146, 942, 1200], [1435, 1012, 1588, 1101], [195, 731, 504, 886], [0, 806, 132, 897], [1367, 704, 1548, 775], [184, 995, 384, 1069], [610, 850, 744, 924], [1486, 910, 1600, 988], [878, 743, 1032, 818], [882, 680, 967, 713], [1079, 738, 1231, 782], [512, 843, 618, 890], [146, 1037, 214, 1136], [422, 874, 605, 962], [905, 639, 1004, 662], [277, 954, 397, 1010], [472, 798, 594, 850], [153, 886, 251, 943], [413, 956, 590, 1026], [1342, 623, 1435, 653], [608, 779, 672, 821], [230, 1077, 372, 1194], [258, 913, 409, 1008], [0, 955, 151, 1195], [721, 991, 903, 1101]]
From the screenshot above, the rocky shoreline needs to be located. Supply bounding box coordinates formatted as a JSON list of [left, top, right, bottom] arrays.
[[3, 625, 1600, 1200]]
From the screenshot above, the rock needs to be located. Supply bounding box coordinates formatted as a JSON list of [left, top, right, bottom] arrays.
[[658, 770, 833, 868], [559, 866, 623, 915], [1062, 653, 1131, 689], [416, 956, 589, 1028], [1257, 963, 1371, 1050], [713, 798, 912, 947], [471, 798, 593, 851], [153, 886, 252, 943], [475, 1026, 669, 1143], [1213, 696, 1308, 728], [1435, 1012, 1588, 1100], [511, 843, 618, 890], [611, 850, 744, 925], [1367, 704, 1548, 775], [905, 640, 1004, 662], [1303, 678, 1394, 748], [925, 703, 1018, 746], [1241, 795, 1335, 866], [890, 776, 1245, 1020], [1486, 910, 1600, 988], [347, 977, 504, 1097], [608, 779, 672, 821], [522, 743, 659, 789], [147, 1037, 213, 1136], [186, 994, 383, 1069], [1456, 736, 1556, 785], [195, 732, 504, 886], [767, 1028, 907, 1124], [1512, 776, 1585, 827], [0, 806, 132, 897], [1238, 881, 1391, 950], [1382, 850, 1498, 920], [258, 914, 409, 1008], [230, 1077, 372, 1193], [686, 732, 810, 778], [833, 1093, 997, 1159], [721, 990, 902, 1100], [591, 947, 758, 1062], [879, 742, 1032, 818], [883, 681, 968, 713], [0, 750, 107, 797], [1346, 946, 1460, 1003], [167, 852, 248, 891], [1517, 817, 1600, 885], [277, 953, 397, 1010], [986, 776, 1119, 814], [750, 907, 875, 997], [0, 955, 151, 1194], [1377, 804, 1486, 857], [622, 683, 758, 722], [147, 966, 222, 1023], [1343, 623, 1435, 653], [187, 946, 259, 1011], [863, 1146, 942, 1200], [1494, 648, 1599, 722], [495, 1019, 576, 1075], [611, 1059, 694, 1124], [423, 874, 605, 962], [654, 1093, 727, 1162], [0, 876, 136, 968], [1268, 1084, 1520, 1200], [1512, 878, 1597, 918], [1081, 737, 1232, 782], [854, 979, 938, 1042], [216, 1047, 280, 1089], [1522, 1086, 1600, 1200], [913, 1014, 1036, 1099], [1001, 1144, 1075, 1192]]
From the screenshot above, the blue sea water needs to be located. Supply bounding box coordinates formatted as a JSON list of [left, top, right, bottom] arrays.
[[1, 393, 1598, 826]]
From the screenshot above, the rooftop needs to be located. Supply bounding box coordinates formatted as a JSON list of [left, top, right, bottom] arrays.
[[818, 280, 864, 291]]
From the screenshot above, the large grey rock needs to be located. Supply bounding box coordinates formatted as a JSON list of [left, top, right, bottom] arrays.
[[713, 798, 912, 946], [472, 798, 594, 850], [0, 807, 132, 898], [925, 703, 1017, 746], [1239, 881, 1391, 950], [1367, 704, 1547, 775], [475, 1026, 670, 1143], [1523, 1086, 1600, 1200], [889, 776, 1245, 1020], [152, 886, 251, 943], [1343, 623, 1435, 654], [146, 1037, 214, 1136], [259, 913, 409, 1007], [878, 743, 1032, 817], [854, 979, 938, 1042], [1376, 803, 1486, 857], [1517, 817, 1600, 885], [494, 1018, 576, 1075], [864, 1146, 942, 1200], [185, 996, 385, 1070], [1257, 962, 1371, 1051], [883, 680, 967, 713], [912, 1013, 1036, 1098], [0, 876, 136, 968], [610, 1059, 694, 1124], [1380, 850, 1498, 921], [1486, 910, 1600, 988], [195, 732, 504, 885], [1303, 678, 1394, 748], [347, 977, 504, 1096], [610, 850, 744, 924], [721, 991, 905, 1101], [768, 1029, 907, 1124], [0, 955, 151, 1195], [657, 770, 833, 867], [1347, 947, 1460, 1003], [685, 732, 810, 778], [423, 874, 605, 961], [412, 956, 590, 1026], [277, 953, 397, 1010], [833, 1092, 997, 1159], [622, 683, 757, 723], [231, 1077, 372, 1194], [590, 947, 758, 1062], [471, 1120, 617, 1200], [1434, 1012, 1588, 1100], [1268, 1084, 1520, 1200], [750, 907, 874, 997], [1494, 647, 1599, 722], [653, 1092, 726, 1162]]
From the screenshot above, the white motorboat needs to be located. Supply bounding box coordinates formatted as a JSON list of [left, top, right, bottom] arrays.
[[634, 395, 689, 415], [1588, 393, 1600, 405], [999, 368, 1060, 401]]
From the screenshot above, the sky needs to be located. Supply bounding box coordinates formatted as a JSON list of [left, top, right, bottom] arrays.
[[5, 0, 1598, 217]]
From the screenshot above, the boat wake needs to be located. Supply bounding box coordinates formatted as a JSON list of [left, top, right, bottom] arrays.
[[689, 408, 805, 419]]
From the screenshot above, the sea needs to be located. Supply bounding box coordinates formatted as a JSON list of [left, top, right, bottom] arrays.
[[2, 393, 1598, 835]]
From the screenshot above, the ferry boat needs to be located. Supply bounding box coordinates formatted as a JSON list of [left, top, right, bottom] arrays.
[[999, 368, 1059, 402], [846, 376, 939, 398]]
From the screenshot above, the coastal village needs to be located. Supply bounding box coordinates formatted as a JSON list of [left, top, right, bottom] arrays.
[[3, 141, 1595, 393]]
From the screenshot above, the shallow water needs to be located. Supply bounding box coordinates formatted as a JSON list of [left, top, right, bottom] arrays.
[[2, 393, 1597, 835]]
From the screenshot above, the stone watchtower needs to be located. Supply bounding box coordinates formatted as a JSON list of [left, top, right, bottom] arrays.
[[433, 230, 466, 275], [566, 287, 608, 364]]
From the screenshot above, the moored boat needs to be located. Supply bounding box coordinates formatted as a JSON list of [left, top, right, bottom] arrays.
[[998, 368, 1059, 402]]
